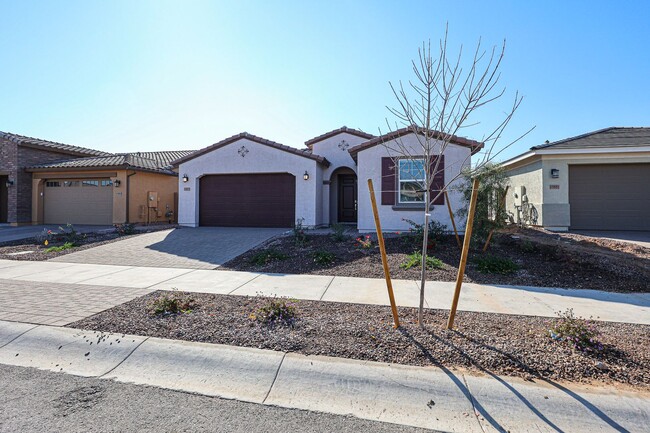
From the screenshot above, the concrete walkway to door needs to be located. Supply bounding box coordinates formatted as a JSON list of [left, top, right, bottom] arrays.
[[49, 227, 288, 269]]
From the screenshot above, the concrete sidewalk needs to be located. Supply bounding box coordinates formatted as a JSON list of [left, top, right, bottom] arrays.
[[0, 259, 648, 325], [0, 320, 647, 433]]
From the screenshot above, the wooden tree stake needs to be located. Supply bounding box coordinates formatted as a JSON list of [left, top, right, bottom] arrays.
[[444, 190, 462, 248], [447, 178, 480, 330], [482, 186, 510, 252], [367, 179, 400, 328]]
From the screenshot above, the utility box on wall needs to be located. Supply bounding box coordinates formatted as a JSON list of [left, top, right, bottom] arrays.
[[147, 191, 158, 208]]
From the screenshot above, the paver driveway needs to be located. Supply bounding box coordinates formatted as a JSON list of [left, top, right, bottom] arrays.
[[49, 227, 287, 269]]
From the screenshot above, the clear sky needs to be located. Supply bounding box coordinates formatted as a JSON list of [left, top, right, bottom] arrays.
[[1, 0, 649, 161]]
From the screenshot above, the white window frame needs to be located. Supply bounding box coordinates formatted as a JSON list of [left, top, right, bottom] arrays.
[[398, 158, 426, 204]]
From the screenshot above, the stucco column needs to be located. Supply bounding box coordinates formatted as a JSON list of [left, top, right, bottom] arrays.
[[31, 178, 44, 225]]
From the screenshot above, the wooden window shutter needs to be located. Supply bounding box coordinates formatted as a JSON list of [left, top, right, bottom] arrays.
[[381, 157, 396, 205], [429, 155, 445, 205]]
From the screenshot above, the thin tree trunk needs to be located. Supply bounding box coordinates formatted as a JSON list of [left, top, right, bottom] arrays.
[[418, 190, 430, 327]]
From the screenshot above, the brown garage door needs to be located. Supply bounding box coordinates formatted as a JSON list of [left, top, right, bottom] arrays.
[[199, 173, 295, 227], [569, 164, 650, 230], [44, 179, 113, 225]]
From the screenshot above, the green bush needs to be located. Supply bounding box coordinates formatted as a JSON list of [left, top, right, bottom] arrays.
[[150, 291, 195, 315], [115, 223, 137, 236], [475, 255, 519, 274], [312, 250, 336, 266], [520, 240, 536, 253], [249, 249, 288, 266], [250, 298, 298, 327], [293, 218, 308, 247], [330, 223, 347, 242], [400, 251, 444, 270], [549, 308, 603, 353], [44, 242, 76, 253]]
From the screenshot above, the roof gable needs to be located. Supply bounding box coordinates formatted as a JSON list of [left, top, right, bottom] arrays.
[[0, 131, 111, 157], [304, 126, 375, 149], [172, 132, 330, 167], [348, 127, 484, 160]]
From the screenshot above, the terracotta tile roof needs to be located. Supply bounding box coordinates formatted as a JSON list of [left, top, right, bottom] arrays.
[[0, 131, 111, 157], [304, 126, 375, 148], [531, 127, 650, 150], [348, 127, 484, 160], [26, 150, 196, 174], [172, 132, 330, 167]]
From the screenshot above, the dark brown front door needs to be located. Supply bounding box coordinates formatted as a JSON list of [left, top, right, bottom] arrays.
[[337, 174, 357, 223], [0, 176, 8, 224], [199, 173, 295, 227]]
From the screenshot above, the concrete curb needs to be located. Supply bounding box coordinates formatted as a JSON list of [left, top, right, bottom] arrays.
[[0, 320, 647, 432]]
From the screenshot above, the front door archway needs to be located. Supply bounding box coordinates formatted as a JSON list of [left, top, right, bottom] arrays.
[[337, 173, 357, 223]]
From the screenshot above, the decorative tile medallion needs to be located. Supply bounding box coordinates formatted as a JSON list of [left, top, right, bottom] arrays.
[[238, 145, 249, 157], [338, 140, 349, 151]]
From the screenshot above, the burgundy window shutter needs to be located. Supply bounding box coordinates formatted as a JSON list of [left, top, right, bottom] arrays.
[[429, 155, 445, 205], [381, 157, 396, 205]]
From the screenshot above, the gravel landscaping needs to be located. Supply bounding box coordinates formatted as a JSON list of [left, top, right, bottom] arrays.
[[0, 224, 178, 261], [69, 291, 650, 389], [220, 227, 650, 293]]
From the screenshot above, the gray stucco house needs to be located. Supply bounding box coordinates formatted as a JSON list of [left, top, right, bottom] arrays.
[[502, 127, 650, 231]]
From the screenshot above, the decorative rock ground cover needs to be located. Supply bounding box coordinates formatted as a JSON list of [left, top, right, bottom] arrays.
[[70, 291, 650, 389]]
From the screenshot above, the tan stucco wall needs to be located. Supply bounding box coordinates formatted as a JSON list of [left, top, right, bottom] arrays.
[[504, 160, 543, 226], [128, 171, 178, 224]]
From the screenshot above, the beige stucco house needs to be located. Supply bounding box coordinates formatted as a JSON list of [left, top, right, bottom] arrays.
[[502, 127, 650, 231]]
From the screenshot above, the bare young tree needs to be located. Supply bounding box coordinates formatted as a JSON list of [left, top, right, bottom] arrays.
[[382, 27, 532, 326]]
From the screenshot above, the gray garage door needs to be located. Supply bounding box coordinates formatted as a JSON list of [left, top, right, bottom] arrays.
[[569, 164, 650, 230], [44, 179, 113, 225]]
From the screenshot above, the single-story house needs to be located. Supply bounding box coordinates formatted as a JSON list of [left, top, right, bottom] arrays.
[[0, 130, 194, 226], [502, 127, 650, 231], [173, 126, 483, 232]]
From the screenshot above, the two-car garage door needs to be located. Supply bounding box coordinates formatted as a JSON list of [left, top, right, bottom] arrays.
[[44, 179, 113, 225], [569, 164, 650, 230], [199, 173, 295, 227]]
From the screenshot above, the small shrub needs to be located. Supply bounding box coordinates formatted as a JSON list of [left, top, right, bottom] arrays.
[[330, 223, 347, 242], [250, 298, 298, 327], [549, 308, 603, 353], [520, 240, 536, 253], [249, 249, 288, 266], [293, 218, 308, 247], [355, 235, 373, 249], [56, 224, 84, 244], [402, 218, 448, 251], [400, 251, 444, 270], [150, 291, 195, 315], [475, 255, 519, 274], [313, 250, 336, 266], [44, 242, 75, 253], [115, 223, 137, 236]]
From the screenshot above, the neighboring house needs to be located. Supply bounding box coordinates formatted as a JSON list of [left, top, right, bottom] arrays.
[[25, 150, 195, 225], [173, 126, 483, 231], [0, 132, 110, 225], [502, 127, 650, 231]]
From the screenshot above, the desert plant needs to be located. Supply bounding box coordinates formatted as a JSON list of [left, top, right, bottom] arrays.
[[330, 223, 347, 242], [402, 218, 448, 251], [150, 291, 195, 315], [293, 218, 308, 247], [520, 240, 536, 253], [114, 223, 137, 236], [56, 223, 84, 244], [475, 254, 519, 274], [312, 250, 336, 266], [44, 242, 75, 253], [400, 251, 443, 270], [250, 297, 298, 327], [249, 249, 288, 266], [549, 308, 603, 353], [355, 235, 373, 249]]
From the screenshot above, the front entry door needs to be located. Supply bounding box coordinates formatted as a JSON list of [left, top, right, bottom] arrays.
[[337, 174, 357, 223]]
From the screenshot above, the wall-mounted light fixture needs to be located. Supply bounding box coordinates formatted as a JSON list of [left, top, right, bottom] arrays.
[[113, 179, 121, 187], [182, 174, 189, 183], [5, 179, 14, 187], [303, 171, 309, 181], [550, 169, 559, 179]]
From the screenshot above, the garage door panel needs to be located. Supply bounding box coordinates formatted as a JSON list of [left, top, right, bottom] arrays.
[[44, 179, 113, 225], [569, 164, 650, 230], [199, 174, 295, 227]]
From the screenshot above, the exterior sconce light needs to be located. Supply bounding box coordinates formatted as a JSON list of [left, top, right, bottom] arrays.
[[303, 171, 309, 181], [182, 174, 189, 183], [113, 179, 121, 187], [550, 169, 559, 179], [5, 179, 14, 187]]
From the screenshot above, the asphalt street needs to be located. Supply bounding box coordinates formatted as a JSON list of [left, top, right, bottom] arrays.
[[0, 364, 436, 433]]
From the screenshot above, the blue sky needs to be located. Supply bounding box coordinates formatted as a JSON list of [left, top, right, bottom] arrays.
[[1, 1, 649, 161]]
